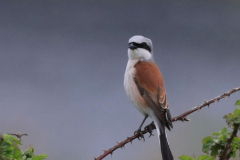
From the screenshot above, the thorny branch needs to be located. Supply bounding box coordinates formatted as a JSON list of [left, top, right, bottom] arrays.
[[95, 86, 240, 160], [219, 124, 240, 160]]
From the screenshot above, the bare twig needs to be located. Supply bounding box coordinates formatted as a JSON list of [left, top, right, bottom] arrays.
[[220, 124, 240, 160], [95, 86, 240, 160], [7, 132, 28, 142], [172, 86, 240, 122]]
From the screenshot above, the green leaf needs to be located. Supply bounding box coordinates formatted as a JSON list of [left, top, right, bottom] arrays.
[[232, 137, 239, 143], [206, 157, 214, 160], [220, 134, 228, 141], [231, 144, 237, 151], [198, 155, 214, 160], [212, 137, 220, 144], [203, 142, 212, 153], [210, 145, 219, 158], [13, 150, 22, 160], [235, 100, 240, 106], [202, 136, 213, 153], [5, 146, 14, 151], [226, 133, 231, 139], [22, 155, 27, 160], [0, 134, 47, 160], [202, 136, 213, 144], [33, 154, 48, 160], [3, 134, 13, 145], [221, 127, 227, 134], [179, 155, 195, 160], [229, 151, 236, 158], [24, 146, 34, 158], [234, 107, 240, 115], [1, 141, 11, 148], [212, 132, 220, 136], [198, 155, 209, 160]]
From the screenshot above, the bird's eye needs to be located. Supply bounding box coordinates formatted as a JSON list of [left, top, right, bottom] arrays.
[[141, 42, 151, 52], [141, 42, 146, 46]]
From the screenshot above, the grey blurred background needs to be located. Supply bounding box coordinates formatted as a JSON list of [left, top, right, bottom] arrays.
[[1, 0, 240, 160]]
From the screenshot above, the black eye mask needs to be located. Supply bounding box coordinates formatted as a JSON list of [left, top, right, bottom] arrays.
[[129, 42, 151, 52]]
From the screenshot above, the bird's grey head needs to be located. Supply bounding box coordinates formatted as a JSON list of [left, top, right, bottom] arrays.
[[128, 35, 153, 60]]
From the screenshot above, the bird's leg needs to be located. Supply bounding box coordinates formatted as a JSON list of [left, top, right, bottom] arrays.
[[144, 121, 155, 137], [134, 115, 148, 141]]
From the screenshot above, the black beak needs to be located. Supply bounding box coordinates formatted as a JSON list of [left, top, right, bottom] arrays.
[[129, 43, 138, 50]]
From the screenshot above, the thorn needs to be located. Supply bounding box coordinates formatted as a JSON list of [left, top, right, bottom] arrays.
[[110, 151, 113, 157], [116, 142, 124, 149], [94, 157, 97, 160], [109, 149, 114, 157], [127, 137, 132, 144], [214, 100, 217, 103]]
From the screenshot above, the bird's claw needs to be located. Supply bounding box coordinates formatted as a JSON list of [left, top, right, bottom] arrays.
[[134, 129, 145, 141], [144, 122, 155, 138]]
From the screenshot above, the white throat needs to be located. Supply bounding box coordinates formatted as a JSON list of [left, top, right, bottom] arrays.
[[128, 48, 152, 60]]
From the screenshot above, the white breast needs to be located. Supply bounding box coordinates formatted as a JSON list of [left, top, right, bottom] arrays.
[[124, 59, 150, 116]]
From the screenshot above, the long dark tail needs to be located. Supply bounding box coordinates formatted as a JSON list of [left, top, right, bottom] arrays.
[[159, 131, 173, 160], [151, 111, 173, 160]]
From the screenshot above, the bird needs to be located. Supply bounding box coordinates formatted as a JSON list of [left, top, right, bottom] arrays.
[[124, 35, 173, 160]]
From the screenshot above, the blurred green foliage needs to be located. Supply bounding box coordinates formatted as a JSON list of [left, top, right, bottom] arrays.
[[0, 134, 47, 160], [179, 100, 240, 160]]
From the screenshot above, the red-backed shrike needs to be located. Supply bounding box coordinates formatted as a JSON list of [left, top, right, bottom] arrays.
[[124, 35, 173, 160]]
